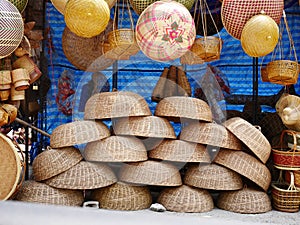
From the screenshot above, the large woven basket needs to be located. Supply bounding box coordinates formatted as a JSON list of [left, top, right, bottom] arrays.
[[14, 180, 84, 206], [217, 187, 272, 214], [157, 185, 214, 213], [90, 182, 152, 210], [184, 163, 243, 191]]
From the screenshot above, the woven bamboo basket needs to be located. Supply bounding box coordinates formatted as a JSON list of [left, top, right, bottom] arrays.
[[129, 0, 156, 15], [2, 103, 18, 124], [14, 180, 84, 206], [11, 68, 30, 91], [217, 187, 272, 214], [90, 182, 152, 210], [0, 70, 12, 90], [276, 94, 300, 118], [0, 90, 10, 101], [285, 170, 300, 189], [157, 185, 214, 213], [10, 86, 24, 101], [8, 0, 28, 13], [0, 107, 9, 126]]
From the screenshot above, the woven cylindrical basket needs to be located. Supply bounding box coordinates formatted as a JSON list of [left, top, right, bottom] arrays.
[[0, 70, 12, 90], [157, 185, 214, 213], [84, 91, 151, 119], [184, 163, 243, 191], [11, 68, 30, 91], [10, 86, 24, 101], [32, 146, 83, 181], [44, 161, 117, 190], [14, 180, 84, 206], [0, 90, 10, 101], [119, 160, 182, 186], [50, 120, 110, 148], [217, 187, 272, 214], [90, 182, 152, 210], [84, 135, 148, 162]]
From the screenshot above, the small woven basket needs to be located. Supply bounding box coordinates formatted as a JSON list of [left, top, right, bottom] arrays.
[[0, 70, 12, 90], [129, 0, 156, 15], [8, 0, 28, 13], [266, 60, 299, 85], [11, 68, 30, 91]]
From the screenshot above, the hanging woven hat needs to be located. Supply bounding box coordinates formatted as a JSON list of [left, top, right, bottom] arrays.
[[84, 91, 152, 120], [184, 163, 243, 191], [50, 120, 110, 148], [44, 161, 117, 190], [157, 185, 214, 213], [217, 187, 272, 214], [154, 96, 213, 122], [90, 181, 152, 210], [119, 160, 182, 186], [214, 149, 271, 192], [84, 135, 147, 162], [223, 117, 271, 164], [180, 121, 242, 150], [149, 139, 211, 163], [13, 180, 84, 206], [32, 146, 83, 181]]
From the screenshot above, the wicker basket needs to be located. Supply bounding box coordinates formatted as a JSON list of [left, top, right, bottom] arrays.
[[2, 103, 17, 124], [11, 68, 30, 91], [129, 0, 156, 15], [8, 0, 28, 13], [266, 60, 299, 85], [0, 90, 10, 101], [0, 70, 12, 90], [10, 86, 24, 101]]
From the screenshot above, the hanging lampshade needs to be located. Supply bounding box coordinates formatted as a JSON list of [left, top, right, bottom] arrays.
[[8, 0, 28, 13]]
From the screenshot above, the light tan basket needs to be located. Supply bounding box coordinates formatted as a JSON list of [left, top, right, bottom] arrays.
[[0, 70, 12, 90], [11, 68, 30, 91], [10, 86, 25, 101], [0, 90, 10, 101]]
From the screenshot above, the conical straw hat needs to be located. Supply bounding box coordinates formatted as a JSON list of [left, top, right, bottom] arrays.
[[84, 135, 147, 162], [180, 122, 242, 150], [84, 91, 152, 119], [149, 139, 211, 163], [50, 120, 110, 148], [184, 163, 243, 191], [14, 180, 84, 206], [90, 181, 152, 210], [217, 187, 272, 214], [32, 146, 83, 181], [119, 160, 182, 186], [154, 96, 213, 122], [113, 116, 176, 139], [223, 117, 271, 163], [44, 161, 117, 189], [214, 149, 271, 191], [157, 185, 214, 213]]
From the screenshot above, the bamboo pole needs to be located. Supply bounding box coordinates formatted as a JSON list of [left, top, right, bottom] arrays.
[[14, 118, 51, 137]]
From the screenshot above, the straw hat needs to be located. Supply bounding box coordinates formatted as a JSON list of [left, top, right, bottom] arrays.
[[84, 91, 152, 119], [32, 147, 83, 181], [13, 180, 84, 206], [157, 185, 214, 213], [217, 187, 272, 214], [223, 117, 271, 164], [113, 116, 176, 139], [119, 160, 182, 186], [149, 139, 211, 163], [184, 163, 243, 191], [44, 161, 117, 189], [214, 149, 271, 192], [84, 135, 147, 162], [154, 96, 213, 122], [50, 120, 110, 148], [180, 122, 242, 150], [90, 182, 152, 210]]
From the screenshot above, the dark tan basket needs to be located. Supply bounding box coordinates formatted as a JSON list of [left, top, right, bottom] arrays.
[[129, 0, 156, 15]]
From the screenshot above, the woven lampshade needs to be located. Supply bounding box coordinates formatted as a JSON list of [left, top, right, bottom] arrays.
[[84, 91, 151, 120], [91, 182, 152, 210], [154, 96, 213, 122], [119, 160, 182, 186], [84, 135, 148, 162], [214, 149, 271, 192], [217, 187, 272, 214], [50, 120, 110, 148], [32, 147, 83, 181], [14, 180, 84, 206], [180, 121, 242, 150], [157, 185, 214, 213], [223, 117, 271, 164], [149, 139, 211, 163], [44, 161, 117, 190]]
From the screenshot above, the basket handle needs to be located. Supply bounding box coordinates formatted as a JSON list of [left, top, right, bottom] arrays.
[[287, 171, 298, 191], [280, 129, 300, 152]]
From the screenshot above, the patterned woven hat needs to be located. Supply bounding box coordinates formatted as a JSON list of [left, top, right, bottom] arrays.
[[50, 120, 110, 148], [217, 187, 272, 214], [223, 117, 271, 164], [32, 146, 83, 181], [149, 139, 211, 163], [90, 181, 152, 210], [14, 180, 84, 206], [119, 160, 182, 186], [184, 163, 243, 191], [84, 91, 152, 119], [180, 121, 242, 150], [44, 161, 117, 189], [154, 96, 213, 122], [157, 185, 214, 213], [84, 135, 147, 162]]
